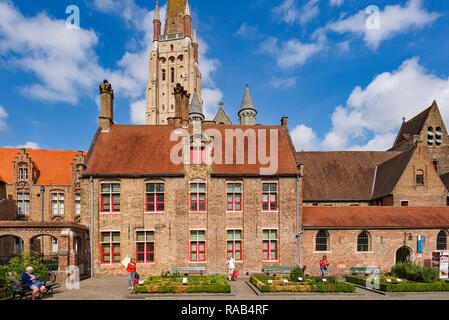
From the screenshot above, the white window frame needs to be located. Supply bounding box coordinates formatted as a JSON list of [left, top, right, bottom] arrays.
[[17, 192, 30, 215], [262, 229, 278, 261], [19, 168, 28, 181], [51, 193, 65, 216], [75, 193, 81, 215]]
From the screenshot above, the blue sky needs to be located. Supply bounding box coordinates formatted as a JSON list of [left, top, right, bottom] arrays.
[[0, 0, 448, 151]]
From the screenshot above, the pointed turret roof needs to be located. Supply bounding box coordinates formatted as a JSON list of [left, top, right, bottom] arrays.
[[185, 0, 191, 16], [192, 26, 198, 44], [214, 101, 232, 125], [239, 83, 257, 114], [189, 92, 204, 120], [154, 1, 160, 21]]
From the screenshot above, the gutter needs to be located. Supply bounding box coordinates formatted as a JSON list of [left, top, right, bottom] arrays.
[[84, 173, 185, 179], [303, 226, 449, 230]]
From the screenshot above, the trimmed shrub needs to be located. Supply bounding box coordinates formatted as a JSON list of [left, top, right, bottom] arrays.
[[289, 267, 305, 282], [391, 262, 439, 283]]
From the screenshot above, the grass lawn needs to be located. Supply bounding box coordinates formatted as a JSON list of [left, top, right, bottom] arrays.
[[133, 274, 231, 294], [346, 274, 449, 292], [250, 275, 355, 293]]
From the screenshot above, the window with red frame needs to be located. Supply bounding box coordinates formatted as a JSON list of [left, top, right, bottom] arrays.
[[227, 183, 242, 211], [190, 183, 206, 211], [262, 229, 277, 261], [227, 230, 242, 261], [101, 232, 120, 264], [190, 147, 206, 164], [262, 183, 277, 211], [190, 230, 206, 262], [101, 183, 120, 212], [433, 160, 438, 171], [416, 173, 424, 185], [401, 201, 409, 207], [146, 183, 164, 212], [136, 231, 155, 263]]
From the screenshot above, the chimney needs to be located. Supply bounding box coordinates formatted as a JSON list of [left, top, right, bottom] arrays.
[[174, 83, 190, 124], [281, 117, 288, 127], [99, 80, 114, 131], [167, 117, 175, 127]]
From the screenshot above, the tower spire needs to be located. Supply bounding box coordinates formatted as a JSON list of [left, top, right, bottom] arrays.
[[153, 1, 161, 42], [164, 0, 185, 35]]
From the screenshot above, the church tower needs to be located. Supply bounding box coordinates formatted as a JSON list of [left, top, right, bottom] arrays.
[[146, 0, 203, 125]]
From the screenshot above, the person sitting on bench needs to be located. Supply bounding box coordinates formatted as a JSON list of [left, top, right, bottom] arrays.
[[21, 266, 46, 300]]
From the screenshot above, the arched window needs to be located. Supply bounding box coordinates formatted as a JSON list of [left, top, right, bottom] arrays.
[[171, 68, 175, 83], [357, 231, 370, 252], [316, 230, 329, 252], [428, 127, 434, 145], [170, 44, 174, 52], [437, 230, 447, 250], [162, 69, 166, 81]]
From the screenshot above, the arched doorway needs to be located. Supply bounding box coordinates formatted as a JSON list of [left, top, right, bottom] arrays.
[[396, 246, 411, 264], [0, 235, 24, 265]]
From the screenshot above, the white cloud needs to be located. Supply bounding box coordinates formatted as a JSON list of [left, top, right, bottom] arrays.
[[130, 99, 146, 125], [272, 0, 320, 26], [329, 0, 344, 7], [234, 23, 259, 39], [198, 37, 221, 88], [3, 141, 41, 149], [202, 88, 223, 120], [0, 105, 8, 131], [291, 57, 449, 151], [270, 77, 297, 89], [326, 0, 440, 50], [290, 124, 318, 151], [259, 36, 325, 68]]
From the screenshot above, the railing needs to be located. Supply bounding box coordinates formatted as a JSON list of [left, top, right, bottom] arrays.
[[160, 33, 185, 41]]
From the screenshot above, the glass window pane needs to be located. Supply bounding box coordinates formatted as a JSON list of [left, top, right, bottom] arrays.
[[235, 230, 242, 240], [146, 184, 155, 193], [262, 184, 269, 192], [75, 194, 81, 201], [148, 194, 155, 203], [113, 204, 120, 211], [263, 251, 268, 260], [60, 194, 64, 200], [112, 184, 120, 192], [103, 254, 111, 262], [137, 243, 145, 251], [191, 194, 197, 201], [227, 203, 233, 210], [147, 243, 154, 251], [157, 194, 164, 202], [147, 253, 154, 262], [191, 253, 197, 261], [270, 241, 276, 250], [137, 253, 144, 262], [103, 204, 111, 211], [198, 231, 206, 241], [236, 252, 241, 260], [199, 242, 205, 251], [146, 232, 154, 241], [102, 233, 110, 242], [227, 231, 233, 240], [191, 242, 197, 251], [101, 184, 110, 193], [136, 232, 145, 242], [113, 244, 120, 253], [190, 231, 197, 241], [59, 203, 64, 215], [235, 203, 241, 211], [263, 241, 268, 250], [199, 252, 205, 260], [270, 183, 277, 192], [190, 183, 198, 192], [18, 193, 23, 200], [270, 251, 276, 260], [103, 195, 110, 203], [235, 184, 242, 192], [263, 230, 269, 240], [263, 194, 268, 202], [235, 194, 241, 202], [156, 184, 164, 192], [270, 230, 277, 240], [52, 194, 58, 200], [103, 244, 111, 253], [227, 242, 233, 250], [157, 202, 164, 211], [227, 184, 234, 192], [52, 202, 58, 215], [112, 195, 120, 203], [24, 193, 30, 200], [113, 254, 120, 262], [112, 232, 120, 242], [235, 241, 241, 250], [198, 183, 206, 192]]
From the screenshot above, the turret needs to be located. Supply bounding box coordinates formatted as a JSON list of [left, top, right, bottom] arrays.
[[99, 80, 114, 131], [189, 91, 204, 122], [192, 26, 199, 63], [153, 1, 161, 42], [238, 83, 257, 125], [184, 0, 192, 38]]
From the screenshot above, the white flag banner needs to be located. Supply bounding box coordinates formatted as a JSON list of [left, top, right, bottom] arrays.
[[122, 256, 130, 267]]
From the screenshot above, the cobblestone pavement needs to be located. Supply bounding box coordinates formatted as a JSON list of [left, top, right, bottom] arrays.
[[46, 276, 449, 300]]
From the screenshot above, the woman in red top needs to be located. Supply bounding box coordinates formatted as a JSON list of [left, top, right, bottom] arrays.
[[126, 258, 137, 290], [320, 256, 329, 277]]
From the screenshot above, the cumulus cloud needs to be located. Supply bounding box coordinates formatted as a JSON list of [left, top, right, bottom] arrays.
[[259, 36, 325, 68], [3, 141, 41, 149], [329, 0, 344, 7], [270, 77, 297, 89], [326, 0, 440, 50], [272, 0, 320, 26], [130, 99, 146, 125], [291, 57, 449, 151], [0, 105, 8, 131], [290, 124, 318, 151], [234, 23, 259, 39], [202, 88, 223, 120]]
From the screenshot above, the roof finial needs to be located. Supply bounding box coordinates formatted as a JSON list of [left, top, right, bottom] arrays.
[[402, 117, 406, 123], [154, 0, 160, 21], [219, 100, 224, 108]]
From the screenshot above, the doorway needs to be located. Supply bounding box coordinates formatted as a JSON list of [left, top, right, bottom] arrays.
[[396, 246, 411, 264]]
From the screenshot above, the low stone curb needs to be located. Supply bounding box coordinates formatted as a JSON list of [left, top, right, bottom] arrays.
[[127, 292, 235, 299], [352, 284, 386, 296], [245, 280, 363, 297]]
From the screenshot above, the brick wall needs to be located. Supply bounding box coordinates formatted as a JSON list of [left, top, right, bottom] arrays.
[[301, 228, 445, 277]]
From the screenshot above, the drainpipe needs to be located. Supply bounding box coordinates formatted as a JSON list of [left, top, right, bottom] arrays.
[[90, 176, 94, 278], [40, 186, 45, 222], [296, 164, 304, 267]]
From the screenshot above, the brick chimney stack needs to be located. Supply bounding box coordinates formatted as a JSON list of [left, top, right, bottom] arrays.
[[99, 79, 114, 131], [174, 83, 190, 127]]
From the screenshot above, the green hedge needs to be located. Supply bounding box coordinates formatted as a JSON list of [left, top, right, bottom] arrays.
[[346, 275, 449, 292], [391, 262, 439, 283]]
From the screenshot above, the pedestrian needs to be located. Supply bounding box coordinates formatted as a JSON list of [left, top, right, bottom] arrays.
[[126, 258, 137, 290], [320, 256, 329, 277], [226, 255, 235, 281]]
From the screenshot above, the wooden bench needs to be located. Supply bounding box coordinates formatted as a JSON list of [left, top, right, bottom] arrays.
[[172, 267, 206, 276], [350, 267, 380, 275], [262, 267, 295, 276], [9, 275, 60, 300]]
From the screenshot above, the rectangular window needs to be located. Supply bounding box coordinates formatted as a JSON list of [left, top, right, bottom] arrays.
[[19, 168, 28, 181], [146, 183, 164, 212], [101, 184, 120, 213], [51, 193, 65, 215], [101, 232, 120, 264], [401, 201, 409, 207], [262, 229, 278, 261], [416, 174, 424, 185], [17, 193, 30, 215], [75, 193, 81, 215], [190, 230, 206, 262], [190, 147, 206, 164], [227, 183, 242, 211], [227, 230, 242, 261], [76, 170, 81, 182], [262, 183, 278, 211], [190, 183, 206, 212], [136, 231, 155, 263]]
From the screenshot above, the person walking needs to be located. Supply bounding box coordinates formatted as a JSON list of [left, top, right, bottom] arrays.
[[226, 256, 235, 281], [126, 258, 137, 290], [320, 256, 329, 277]]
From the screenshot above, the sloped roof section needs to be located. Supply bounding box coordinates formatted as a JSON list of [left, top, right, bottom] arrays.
[[371, 147, 415, 199], [393, 106, 431, 147], [303, 206, 449, 229], [295, 151, 401, 201], [85, 124, 299, 177], [0, 148, 85, 185], [440, 172, 449, 191], [213, 103, 232, 125]]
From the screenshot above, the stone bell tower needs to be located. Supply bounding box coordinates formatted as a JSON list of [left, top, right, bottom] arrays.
[[146, 0, 203, 125]]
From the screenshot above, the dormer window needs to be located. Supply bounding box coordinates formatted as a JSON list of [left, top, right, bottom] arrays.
[[19, 168, 28, 181], [416, 170, 424, 185]]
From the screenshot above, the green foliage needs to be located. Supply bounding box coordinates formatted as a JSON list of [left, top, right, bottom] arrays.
[[289, 267, 305, 282], [5, 252, 48, 280], [391, 262, 439, 283], [346, 275, 449, 292]]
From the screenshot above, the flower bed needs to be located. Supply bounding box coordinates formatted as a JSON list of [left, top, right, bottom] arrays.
[[346, 275, 449, 292], [250, 275, 355, 293], [133, 274, 231, 294]]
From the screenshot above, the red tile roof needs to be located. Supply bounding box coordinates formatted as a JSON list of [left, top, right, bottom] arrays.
[[303, 206, 449, 229], [85, 124, 299, 176], [0, 148, 85, 185]]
